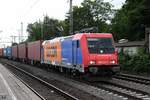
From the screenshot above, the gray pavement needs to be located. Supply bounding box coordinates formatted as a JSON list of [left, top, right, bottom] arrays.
[[0, 63, 42, 100]]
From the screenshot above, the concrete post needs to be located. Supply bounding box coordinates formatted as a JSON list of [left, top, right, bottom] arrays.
[[145, 28, 150, 53]]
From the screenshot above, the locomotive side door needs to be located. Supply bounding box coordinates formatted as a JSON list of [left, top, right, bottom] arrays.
[[72, 40, 78, 65]]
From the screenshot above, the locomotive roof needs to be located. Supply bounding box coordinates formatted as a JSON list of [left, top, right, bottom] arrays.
[[42, 37, 63, 45], [42, 33, 113, 45], [73, 33, 113, 40]]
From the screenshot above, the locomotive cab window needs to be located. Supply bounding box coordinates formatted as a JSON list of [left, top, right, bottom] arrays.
[[87, 38, 115, 54]]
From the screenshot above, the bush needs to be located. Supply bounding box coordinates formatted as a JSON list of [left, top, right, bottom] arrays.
[[119, 48, 150, 74]]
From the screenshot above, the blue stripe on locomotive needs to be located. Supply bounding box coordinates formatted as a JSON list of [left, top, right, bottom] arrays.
[[61, 39, 73, 65], [76, 46, 82, 64], [61, 38, 82, 65]]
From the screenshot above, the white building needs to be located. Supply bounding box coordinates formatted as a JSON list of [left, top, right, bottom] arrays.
[[115, 41, 145, 56]]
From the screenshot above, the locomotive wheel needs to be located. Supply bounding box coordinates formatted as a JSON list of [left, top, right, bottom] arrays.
[[59, 67, 64, 73], [71, 69, 80, 77]]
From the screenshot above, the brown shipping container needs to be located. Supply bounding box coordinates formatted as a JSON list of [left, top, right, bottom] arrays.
[[12, 45, 18, 59], [0, 48, 3, 57], [27, 40, 42, 61], [18, 43, 27, 59]]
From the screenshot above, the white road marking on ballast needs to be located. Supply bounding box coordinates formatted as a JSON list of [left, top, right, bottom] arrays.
[[0, 73, 17, 100]]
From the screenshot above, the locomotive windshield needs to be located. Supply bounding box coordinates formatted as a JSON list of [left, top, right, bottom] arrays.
[[87, 38, 115, 54]]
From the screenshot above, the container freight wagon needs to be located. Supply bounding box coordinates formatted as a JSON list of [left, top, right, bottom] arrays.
[[27, 40, 42, 64], [3, 48, 7, 58], [12, 45, 18, 60], [18, 43, 27, 62], [0, 48, 3, 57], [6, 47, 12, 59]]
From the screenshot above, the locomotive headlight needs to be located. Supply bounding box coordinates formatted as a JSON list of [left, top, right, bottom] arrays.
[[110, 60, 115, 64], [90, 61, 96, 64]]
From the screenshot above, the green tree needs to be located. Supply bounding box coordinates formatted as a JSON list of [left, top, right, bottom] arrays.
[[141, 0, 150, 27], [27, 22, 42, 41], [42, 16, 63, 39], [27, 16, 65, 41], [111, 0, 145, 41], [65, 0, 113, 33]]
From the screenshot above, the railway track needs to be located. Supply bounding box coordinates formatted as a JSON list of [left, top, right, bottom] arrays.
[[114, 73, 150, 85], [91, 81, 150, 100], [11, 72, 46, 100], [4, 62, 79, 100], [76, 76, 150, 100], [2, 59, 150, 100]]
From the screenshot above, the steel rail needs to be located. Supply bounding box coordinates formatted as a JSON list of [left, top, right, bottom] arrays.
[[5, 62, 79, 100], [114, 74, 150, 85], [91, 83, 145, 100]]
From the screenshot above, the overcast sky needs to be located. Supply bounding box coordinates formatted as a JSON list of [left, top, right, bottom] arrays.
[[0, 0, 125, 47]]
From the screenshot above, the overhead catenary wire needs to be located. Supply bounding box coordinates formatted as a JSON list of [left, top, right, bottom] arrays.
[[22, 0, 41, 19]]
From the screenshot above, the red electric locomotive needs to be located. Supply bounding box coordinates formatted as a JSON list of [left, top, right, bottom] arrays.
[[74, 33, 119, 75], [42, 33, 119, 76]]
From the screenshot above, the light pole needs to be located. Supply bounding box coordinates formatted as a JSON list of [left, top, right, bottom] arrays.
[[40, 20, 43, 40], [21, 22, 23, 42], [69, 0, 73, 34], [0, 31, 3, 48]]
